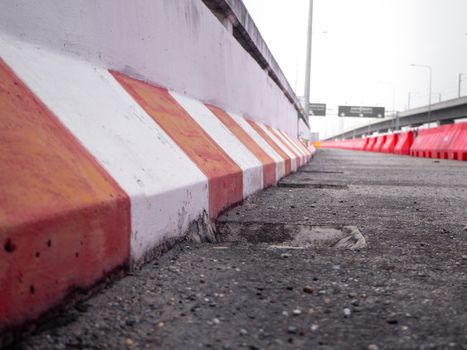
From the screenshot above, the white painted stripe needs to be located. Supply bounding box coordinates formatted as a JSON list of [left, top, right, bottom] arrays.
[[291, 137, 310, 162], [283, 132, 308, 160], [170, 92, 263, 197], [284, 133, 311, 161], [257, 123, 298, 171], [226, 112, 286, 180], [294, 137, 312, 158], [0, 36, 209, 263], [274, 128, 305, 165]]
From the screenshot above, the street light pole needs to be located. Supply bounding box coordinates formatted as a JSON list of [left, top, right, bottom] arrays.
[[459, 73, 467, 98], [303, 0, 314, 125], [410, 64, 432, 120]]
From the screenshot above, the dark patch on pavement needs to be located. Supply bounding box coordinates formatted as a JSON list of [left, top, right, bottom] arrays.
[[278, 182, 349, 189]]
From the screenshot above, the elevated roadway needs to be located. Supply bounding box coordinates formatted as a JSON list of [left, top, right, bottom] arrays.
[[329, 96, 467, 140]]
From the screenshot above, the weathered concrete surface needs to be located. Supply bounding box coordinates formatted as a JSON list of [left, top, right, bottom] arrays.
[[10, 149, 467, 350]]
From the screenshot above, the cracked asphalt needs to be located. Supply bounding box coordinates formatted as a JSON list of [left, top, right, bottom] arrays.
[[7, 149, 467, 350]]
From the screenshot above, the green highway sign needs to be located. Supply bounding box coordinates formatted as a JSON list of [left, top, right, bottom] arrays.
[[338, 105, 385, 118], [309, 103, 326, 116]]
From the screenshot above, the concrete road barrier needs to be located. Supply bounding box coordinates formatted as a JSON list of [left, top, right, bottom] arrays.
[[0, 36, 312, 333]]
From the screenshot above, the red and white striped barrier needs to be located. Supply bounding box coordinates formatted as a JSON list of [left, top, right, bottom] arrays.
[[0, 36, 313, 331]]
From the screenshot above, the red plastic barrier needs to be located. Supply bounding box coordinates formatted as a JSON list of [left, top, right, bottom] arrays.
[[320, 139, 359, 150], [394, 131, 414, 155], [317, 123, 465, 160], [359, 138, 369, 150], [372, 135, 387, 152], [364, 137, 376, 151], [431, 125, 457, 159], [350, 138, 367, 150], [446, 123, 467, 161], [411, 122, 466, 160], [381, 134, 398, 153], [411, 125, 448, 158]]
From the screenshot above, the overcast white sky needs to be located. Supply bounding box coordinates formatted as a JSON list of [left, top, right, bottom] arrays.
[[242, 0, 467, 137]]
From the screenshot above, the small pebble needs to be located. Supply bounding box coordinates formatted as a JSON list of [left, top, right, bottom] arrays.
[[287, 326, 298, 334], [292, 309, 302, 316], [308, 308, 316, 316], [281, 253, 291, 259], [213, 318, 220, 324], [240, 328, 248, 336], [343, 308, 351, 317], [310, 324, 319, 331], [125, 338, 134, 348], [303, 285, 313, 294], [368, 345, 379, 350], [324, 297, 331, 304]]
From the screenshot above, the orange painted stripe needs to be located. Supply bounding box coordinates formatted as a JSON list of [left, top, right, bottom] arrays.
[[295, 138, 311, 158], [291, 136, 310, 159], [281, 130, 307, 163], [205, 104, 276, 187], [245, 118, 292, 175], [111, 71, 243, 218], [267, 126, 302, 168], [0, 59, 130, 330], [279, 130, 310, 160]]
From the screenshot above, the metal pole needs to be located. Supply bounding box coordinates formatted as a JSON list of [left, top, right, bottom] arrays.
[[428, 66, 432, 120], [459, 73, 462, 98], [407, 92, 411, 110], [410, 64, 432, 120], [303, 0, 314, 124], [459, 73, 467, 98]]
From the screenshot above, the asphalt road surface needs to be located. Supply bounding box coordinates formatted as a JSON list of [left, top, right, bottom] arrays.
[[9, 149, 467, 350]]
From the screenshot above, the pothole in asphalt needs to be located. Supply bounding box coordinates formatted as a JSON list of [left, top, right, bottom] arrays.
[[216, 221, 366, 250], [277, 182, 349, 189]]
